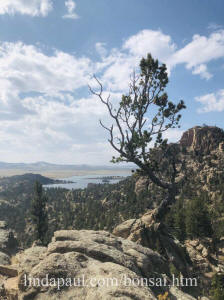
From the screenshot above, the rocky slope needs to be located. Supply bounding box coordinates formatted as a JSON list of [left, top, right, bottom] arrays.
[[113, 210, 224, 298], [134, 125, 224, 202], [0, 228, 199, 300]]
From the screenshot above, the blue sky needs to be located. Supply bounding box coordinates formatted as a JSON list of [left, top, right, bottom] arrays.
[[0, 0, 223, 164]]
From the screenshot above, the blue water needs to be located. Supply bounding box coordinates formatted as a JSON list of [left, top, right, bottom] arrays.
[[44, 172, 131, 190]]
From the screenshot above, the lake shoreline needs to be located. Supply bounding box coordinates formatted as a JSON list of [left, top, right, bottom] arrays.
[[0, 168, 132, 180], [44, 172, 131, 190]]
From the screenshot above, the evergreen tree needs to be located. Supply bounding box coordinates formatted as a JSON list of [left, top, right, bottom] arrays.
[[173, 198, 186, 241], [210, 273, 224, 300], [31, 181, 48, 245], [185, 196, 212, 239], [90, 53, 186, 221]]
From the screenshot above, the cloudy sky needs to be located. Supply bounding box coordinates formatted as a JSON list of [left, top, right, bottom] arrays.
[[0, 0, 223, 165]]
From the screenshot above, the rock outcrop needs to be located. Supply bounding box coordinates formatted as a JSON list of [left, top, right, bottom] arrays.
[[179, 126, 224, 154], [134, 176, 150, 196], [113, 210, 191, 277], [113, 211, 224, 298], [185, 237, 224, 276], [0, 229, 198, 300]]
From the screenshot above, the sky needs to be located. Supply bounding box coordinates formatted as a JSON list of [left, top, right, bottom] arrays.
[[0, 0, 223, 165]]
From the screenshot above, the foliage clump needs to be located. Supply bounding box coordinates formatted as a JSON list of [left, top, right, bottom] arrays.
[[210, 273, 224, 300]]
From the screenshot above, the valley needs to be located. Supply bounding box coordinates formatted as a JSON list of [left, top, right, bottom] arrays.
[[0, 126, 223, 299]]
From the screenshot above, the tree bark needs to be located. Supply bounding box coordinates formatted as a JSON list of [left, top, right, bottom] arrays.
[[153, 187, 177, 222]]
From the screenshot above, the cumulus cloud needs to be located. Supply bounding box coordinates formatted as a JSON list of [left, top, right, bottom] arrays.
[[0, 40, 120, 163], [123, 29, 176, 63], [172, 30, 224, 79], [163, 129, 184, 142], [192, 64, 213, 80], [63, 0, 79, 19], [196, 90, 224, 113], [97, 29, 224, 87], [96, 30, 177, 91], [0, 41, 92, 113], [0, 91, 119, 164], [1, 28, 224, 163], [0, 0, 53, 17]]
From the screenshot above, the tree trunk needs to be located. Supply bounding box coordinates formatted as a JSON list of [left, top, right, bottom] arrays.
[[153, 187, 177, 222]]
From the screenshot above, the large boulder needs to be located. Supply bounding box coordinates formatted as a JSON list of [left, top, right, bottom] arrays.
[[15, 246, 47, 274], [113, 209, 190, 276]]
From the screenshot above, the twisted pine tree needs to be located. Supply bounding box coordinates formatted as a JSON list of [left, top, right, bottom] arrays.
[[90, 53, 186, 221]]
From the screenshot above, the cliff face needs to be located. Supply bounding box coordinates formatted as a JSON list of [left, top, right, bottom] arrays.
[[179, 126, 224, 154]]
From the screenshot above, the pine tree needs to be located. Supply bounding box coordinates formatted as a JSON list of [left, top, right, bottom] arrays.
[[31, 181, 48, 245], [185, 196, 212, 239], [90, 53, 186, 221], [210, 273, 224, 300], [173, 198, 186, 241]]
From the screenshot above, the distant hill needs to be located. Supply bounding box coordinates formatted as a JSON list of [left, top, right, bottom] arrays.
[[0, 173, 64, 188], [0, 161, 132, 171]]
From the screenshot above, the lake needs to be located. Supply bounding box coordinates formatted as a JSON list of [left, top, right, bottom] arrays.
[[44, 171, 131, 190]]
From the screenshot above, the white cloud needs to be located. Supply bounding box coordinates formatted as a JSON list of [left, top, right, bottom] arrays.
[[0, 41, 92, 109], [192, 64, 213, 80], [1, 28, 224, 163], [123, 29, 176, 63], [101, 29, 224, 85], [95, 29, 224, 91], [63, 0, 79, 19], [98, 30, 177, 91], [172, 30, 224, 78], [0, 40, 121, 163], [0, 92, 118, 164], [0, 0, 53, 17], [0, 39, 124, 164], [163, 129, 184, 142], [196, 90, 224, 113], [99, 51, 139, 91]]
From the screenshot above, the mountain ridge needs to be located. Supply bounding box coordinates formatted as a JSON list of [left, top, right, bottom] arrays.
[[0, 161, 133, 171]]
